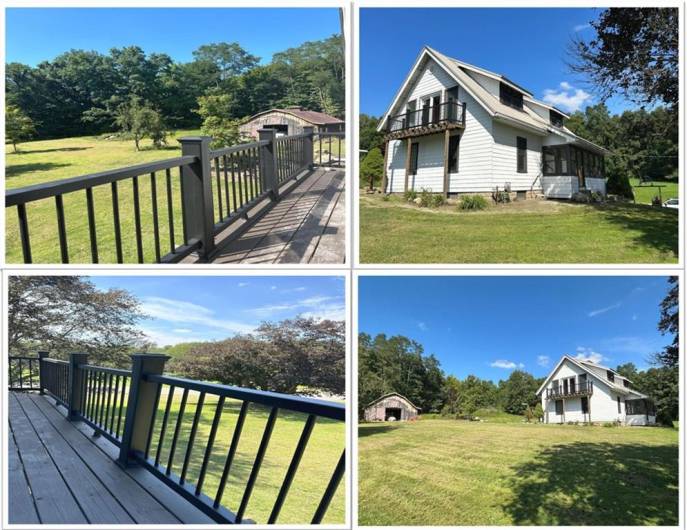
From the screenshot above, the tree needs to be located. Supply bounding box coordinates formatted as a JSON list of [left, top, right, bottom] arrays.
[[7, 276, 147, 367], [6, 104, 36, 152], [655, 277, 679, 368], [192, 42, 259, 82], [360, 147, 385, 190], [615, 362, 639, 381], [196, 93, 242, 148], [499, 370, 539, 415], [114, 97, 167, 150], [633, 366, 678, 426], [359, 114, 384, 154], [569, 8, 679, 109]]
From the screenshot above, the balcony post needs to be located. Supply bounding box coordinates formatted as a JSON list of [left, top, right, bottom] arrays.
[[67, 353, 88, 421], [37, 351, 48, 395], [462, 102, 467, 126], [443, 129, 450, 198], [404, 138, 412, 192], [302, 126, 314, 170], [118, 354, 170, 467], [258, 129, 280, 201], [179, 136, 215, 260], [381, 142, 390, 193]]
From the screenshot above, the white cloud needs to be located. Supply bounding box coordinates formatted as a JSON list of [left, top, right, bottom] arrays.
[[573, 23, 591, 32], [247, 295, 345, 321], [491, 360, 524, 370], [543, 82, 592, 112], [418, 321, 428, 331], [173, 328, 192, 333], [537, 355, 550, 367], [237, 282, 250, 288], [587, 302, 622, 317], [601, 336, 661, 357], [632, 314, 638, 321], [574, 347, 606, 364], [140, 326, 204, 347], [140, 296, 255, 334]]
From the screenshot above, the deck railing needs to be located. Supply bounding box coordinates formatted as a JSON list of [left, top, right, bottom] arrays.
[[6, 127, 344, 265], [10, 352, 346, 525], [386, 101, 466, 134], [546, 381, 593, 399], [8, 354, 43, 391]]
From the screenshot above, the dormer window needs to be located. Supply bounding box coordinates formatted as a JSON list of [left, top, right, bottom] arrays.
[[607, 370, 615, 382], [499, 82, 523, 110], [623, 379, 630, 388], [550, 110, 564, 127]]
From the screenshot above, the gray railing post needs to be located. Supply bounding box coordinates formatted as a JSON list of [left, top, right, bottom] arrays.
[[303, 126, 314, 170], [37, 351, 48, 395], [179, 137, 215, 260], [118, 353, 170, 467], [67, 352, 88, 420], [258, 129, 280, 201]]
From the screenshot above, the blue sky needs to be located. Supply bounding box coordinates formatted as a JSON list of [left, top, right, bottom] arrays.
[[360, 8, 636, 117], [359, 276, 674, 382], [5, 8, 340, 66], [89, 276, 345, 347]]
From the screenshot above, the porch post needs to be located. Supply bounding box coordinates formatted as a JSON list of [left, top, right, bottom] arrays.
[[37, 351, 49, 395], [302, 126, 314, 170], [67, 353, 88, 420], [442, 129, 450, 198], [381, 141, 390, 193], [258, 129, 280, 201], [404, 138, 412, 192]]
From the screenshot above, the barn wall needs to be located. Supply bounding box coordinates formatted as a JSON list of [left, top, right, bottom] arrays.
[[364, 395, 418, 421]]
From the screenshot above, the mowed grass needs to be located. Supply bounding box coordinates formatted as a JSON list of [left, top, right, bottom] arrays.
[[358, 419, 678, 526], [630, 178, 679, 205], [6, 133, 344, 263], [359, 194, 678, 264], [94, 386, 345, 524]]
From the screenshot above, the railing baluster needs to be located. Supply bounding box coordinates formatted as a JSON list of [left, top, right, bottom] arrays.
[[155, 385, 176, 467], [86, 371, 94, 419], [95, 370, 105, 426], [144, 382, 163, 460], [116, 377, 127, 438], [111, 181, 123, 263], [214, 401, 249, 508], [328, 135, 332, 165], [16, 203, 32, 263], [86, 187, 99, 263], [103, 373, 113, 430], [195, 396, 225, 495], [234, 153, 243, 210], [179, 166, 189, 245], [254, 147, 263, 194], [229, 154, 238, 212], [268, 414, 316, 523], [166, 387, 189, 475], [180, 391, 205, 484], [110, 375, 120, 434], [150, 172, 161, 262], [236, 406, 279, 523], [165, 168, 175, 253], [311, 450, 346, 524], [55, 194, 69, 263], [222, 155, 231, 216], [18, 358, 23, 389], [132, 176, 144, 263], [214, 158, 223, 221]]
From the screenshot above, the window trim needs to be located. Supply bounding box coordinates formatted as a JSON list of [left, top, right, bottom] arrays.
[[448, 135, 460, 173], [409, 142, 419, 176], [581, 396, 589, 414], [555, 399, 563, 415]]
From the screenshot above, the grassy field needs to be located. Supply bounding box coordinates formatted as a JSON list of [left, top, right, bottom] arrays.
[[358, 419, 678, 526], [630, 178, 679, 205], [6, 132, 342, 263], [359, 194, 678, 264]]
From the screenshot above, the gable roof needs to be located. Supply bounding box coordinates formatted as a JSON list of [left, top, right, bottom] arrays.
[[535, 355, 648, 398], [246, 107, 343, 125], [364, 392, 421, 411]]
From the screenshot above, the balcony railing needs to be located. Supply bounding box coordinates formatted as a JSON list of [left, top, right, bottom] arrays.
[[546, 381, 593, 399], [386, 101, 466, 135]]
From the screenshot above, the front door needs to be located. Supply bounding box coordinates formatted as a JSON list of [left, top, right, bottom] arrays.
[[421, 99, 431, 125]]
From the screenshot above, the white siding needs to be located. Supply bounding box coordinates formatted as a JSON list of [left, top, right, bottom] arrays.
[[525, 100, 551, 122], [542, 176, 579, 199], [387, 139, 407, 192], [406, 60, 455, 108], [586, 177, 606, 195], [492, 122, 543, 191], [464, 70, 500, 98]]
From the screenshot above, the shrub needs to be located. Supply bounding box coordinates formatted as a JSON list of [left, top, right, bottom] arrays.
[[418, 188, 445, 208], [606, 170, 634, 200], [492, 190, 511, 204], [360, 147, 385, 189], [404, 189, 418, 202], [459, 194, 488, 211], [533, 403, 544, 422]]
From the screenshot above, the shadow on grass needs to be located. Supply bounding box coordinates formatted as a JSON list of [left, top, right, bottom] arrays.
[[10, 147, 90, 155], [358, 423, 403, 438], [504, 441, 678, 525], [6, 162, 71, 178], [592, 203, 678, 259]]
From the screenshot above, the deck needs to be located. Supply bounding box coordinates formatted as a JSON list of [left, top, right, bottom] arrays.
[[209, 167, 345, 264], [8, 392, 214, 524]]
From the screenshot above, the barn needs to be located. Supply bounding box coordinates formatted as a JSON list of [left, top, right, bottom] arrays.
[[363, 393, 420, 422], [239, 106, 344, 139]]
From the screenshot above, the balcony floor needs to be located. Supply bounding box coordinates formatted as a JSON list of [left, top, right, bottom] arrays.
[[385, 120, 464, 141], [8, 392, 213, 524], [209, 167, 345, 264]]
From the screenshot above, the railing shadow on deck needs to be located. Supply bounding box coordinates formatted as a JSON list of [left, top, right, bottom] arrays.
[[9, 353, 346, 525], [6, 129, 344, 265]]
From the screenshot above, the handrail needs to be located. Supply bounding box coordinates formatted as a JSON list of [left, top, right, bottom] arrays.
[[387, 101, 466, 133], [210, 139, 269, 158], [546, 382, 594, 398]]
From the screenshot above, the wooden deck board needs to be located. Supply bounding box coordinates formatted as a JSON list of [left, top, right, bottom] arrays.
[[8, 393, 214, 525], [211, 168, 345, 264], [7, 427, 40, 524]]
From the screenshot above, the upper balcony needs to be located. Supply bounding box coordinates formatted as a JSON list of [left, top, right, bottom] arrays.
[[546, 381, 593, 399], [385, 101, 466, 140]]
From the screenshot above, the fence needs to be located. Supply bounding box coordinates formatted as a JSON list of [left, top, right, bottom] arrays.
[[6, 128, 345, 265], [9, 352, 346, 525]]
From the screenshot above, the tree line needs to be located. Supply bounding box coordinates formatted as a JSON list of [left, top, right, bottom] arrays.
[[6, 36, 344, 145]]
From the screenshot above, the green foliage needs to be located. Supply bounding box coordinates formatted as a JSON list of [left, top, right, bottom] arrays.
[[418, 188, 445, 208], [359, 114, 385, 153], [196, 94, 242, 149], [6, 104, 36, 152], [606, 170, 635, 200], [533, 403, 544, 421], [498, 370, 541, 415], [192, 42, 260, 81], [114, 97, 167, 151], [459, 194, 488, 211], [403, 189, 418, 202], [655, 276, 679, 368], [359, 147, 384, 189], [492, 190, 511, 204]]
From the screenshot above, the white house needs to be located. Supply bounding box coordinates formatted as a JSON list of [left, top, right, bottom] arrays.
[[377, 46, 610, 199], [536, 355, 656, 426]]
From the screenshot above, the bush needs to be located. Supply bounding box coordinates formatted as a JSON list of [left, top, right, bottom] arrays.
[[404, 189, 418, 202], [652, 195, 663, 207], [360, 147, 385, 189], [418, 188, 445, 208], [459, 194, 488, 211], [492, 189, 511, 204], [606, 170, 635, 200]]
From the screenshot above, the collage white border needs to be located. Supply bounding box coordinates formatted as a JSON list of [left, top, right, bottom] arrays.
[[0, 0, 685, 529]]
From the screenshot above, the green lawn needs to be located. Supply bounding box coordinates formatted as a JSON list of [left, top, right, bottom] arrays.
[[359, 194, 678, 264], [630, 178, 679, 205], [358, 419, 678, 526]]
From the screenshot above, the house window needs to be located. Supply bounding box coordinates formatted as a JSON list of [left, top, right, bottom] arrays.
[[550, 109, 564, 127], [409, 142, 419, 175], [623, 379, 630, 388], [581, 396, 589, 414], [517, 137, 527, 173], [617, 396, 621, 414], [543, 150, 556, 175], [499, 82, 523, 109], [448, 135, 460, 173], [555, 400, 563, 415], [607, 370, 615, 383]]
